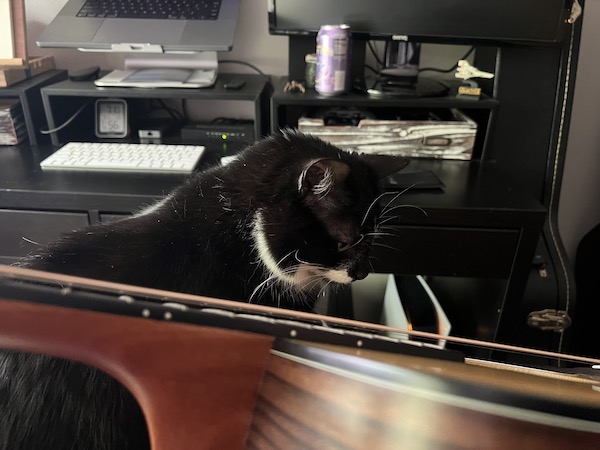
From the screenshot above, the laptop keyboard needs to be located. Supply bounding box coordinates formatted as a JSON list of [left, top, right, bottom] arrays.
[[77, 0, 222, 20]]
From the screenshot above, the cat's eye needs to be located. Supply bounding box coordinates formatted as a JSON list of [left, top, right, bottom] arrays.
[[337, 235, 364, 252]]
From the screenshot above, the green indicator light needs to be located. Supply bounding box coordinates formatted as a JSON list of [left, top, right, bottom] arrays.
[[221, 134, 228, 140]]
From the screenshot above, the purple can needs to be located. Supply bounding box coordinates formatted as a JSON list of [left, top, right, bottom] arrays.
[[315, 24, 351, 96]]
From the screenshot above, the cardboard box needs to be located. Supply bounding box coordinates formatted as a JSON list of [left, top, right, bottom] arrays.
[[0, 55, 55, 87], [0, 65, 27, 87], [26, 55, 55, 77], [298, 109, 477, 160]]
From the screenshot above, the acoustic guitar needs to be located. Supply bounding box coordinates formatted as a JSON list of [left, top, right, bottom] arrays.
[[0, 264, 599, 449]]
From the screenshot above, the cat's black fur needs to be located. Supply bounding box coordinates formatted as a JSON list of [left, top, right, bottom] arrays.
[[0, 131, 407, 449]]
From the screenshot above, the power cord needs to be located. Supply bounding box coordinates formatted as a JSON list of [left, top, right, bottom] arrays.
[[418, 46, 475, 74], [367, 40, 386, 70], [218, 59, 272, 86], [39, 101, 91, 135]]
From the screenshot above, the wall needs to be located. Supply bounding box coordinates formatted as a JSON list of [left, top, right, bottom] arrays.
[[23, 0, 598, 260]]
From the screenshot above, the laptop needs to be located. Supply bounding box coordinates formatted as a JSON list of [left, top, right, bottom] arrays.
[[37, 0, 240, 53]]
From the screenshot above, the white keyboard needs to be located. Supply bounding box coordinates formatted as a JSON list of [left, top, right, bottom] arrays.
[[40, 142, 205, 174]]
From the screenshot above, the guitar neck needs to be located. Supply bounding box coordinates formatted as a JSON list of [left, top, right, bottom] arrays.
[[0, 264, 462, 362], [2, 264, 600, 368]]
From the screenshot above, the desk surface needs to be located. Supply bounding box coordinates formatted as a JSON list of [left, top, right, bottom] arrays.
[[0, 145, 544, 217]]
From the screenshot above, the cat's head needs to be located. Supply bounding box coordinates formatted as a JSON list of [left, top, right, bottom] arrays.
[[250, 131, 408, 302]]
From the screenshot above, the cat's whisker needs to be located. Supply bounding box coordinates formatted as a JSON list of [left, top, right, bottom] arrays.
[[368, 258, 375, 272], [361, 191, 395, 227], [294, 250, 312, 265], [369, 254, 382, 263], [371, 242, 401, 252], [275, 249, 300, 269], [364, 231, 396, 238], [381, 189, 409, 216], [317, 280, 332, 299], [249, 273, 281, 303], [375, 224, 402, 232], [249, 259, 264, 281], [377, 215, 401, 227], [381, 203, 429, 219], [170, 199, 183, 222], [345, 234, 365, 251]]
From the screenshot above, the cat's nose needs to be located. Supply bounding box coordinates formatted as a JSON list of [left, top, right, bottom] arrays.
[[349, 264, 369, 281]]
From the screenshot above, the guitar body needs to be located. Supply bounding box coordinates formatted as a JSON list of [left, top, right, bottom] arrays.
[[253, 342, 600, 449], [0, 298, 273, 449], [0, 266, 599, 448]]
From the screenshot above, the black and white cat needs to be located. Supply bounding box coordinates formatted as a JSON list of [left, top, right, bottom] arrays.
[[0, 131, 408, 449], [22, 130, 407, 310]]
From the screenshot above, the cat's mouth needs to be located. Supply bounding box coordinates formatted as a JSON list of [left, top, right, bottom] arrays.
[[294, 264, 353, 287]]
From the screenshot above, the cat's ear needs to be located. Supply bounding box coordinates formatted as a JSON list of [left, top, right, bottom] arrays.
[[298, 158, 350, 197], [358, 154, 410, 179]]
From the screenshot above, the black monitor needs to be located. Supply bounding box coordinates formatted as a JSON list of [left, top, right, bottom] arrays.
[[268, 0, 570, 45]]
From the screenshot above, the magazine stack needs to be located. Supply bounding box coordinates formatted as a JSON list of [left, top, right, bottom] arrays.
[[0, 99, 26, 145]]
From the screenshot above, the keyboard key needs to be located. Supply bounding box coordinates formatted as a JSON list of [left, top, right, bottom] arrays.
[[76, 0, 221, 20]]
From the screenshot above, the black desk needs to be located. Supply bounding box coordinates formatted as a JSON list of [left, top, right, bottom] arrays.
[[0, 144, 545, 350], [371, 158, 545, 349]]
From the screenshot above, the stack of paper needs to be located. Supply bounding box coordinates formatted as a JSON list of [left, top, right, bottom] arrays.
[[0, 99, 27, 145]]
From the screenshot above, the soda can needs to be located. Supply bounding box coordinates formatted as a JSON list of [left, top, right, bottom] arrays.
[[315, 24, 351, 96]]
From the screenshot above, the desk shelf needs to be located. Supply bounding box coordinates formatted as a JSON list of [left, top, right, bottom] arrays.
[[40, 74, 271, 146], [270, 77, 498, 159], [0, 70, 68, 146]]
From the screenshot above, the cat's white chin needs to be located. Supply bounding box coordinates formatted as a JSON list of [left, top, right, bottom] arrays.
[[319, 267, 353, 284], [293, 264, 352, 287]]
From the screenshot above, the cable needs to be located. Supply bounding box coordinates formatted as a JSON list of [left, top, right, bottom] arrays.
[[218, 59, 272, 85], [152, 98, 186, 122], [40, 101, 91, 135], [418, 46, 475, 74], [364, 64, 379, 75], [367, 40, 385, 69]]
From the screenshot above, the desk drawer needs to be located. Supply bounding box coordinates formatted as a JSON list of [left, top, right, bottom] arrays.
[[370, 226, 519, 278], [0, 209, 89, 259]]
